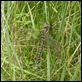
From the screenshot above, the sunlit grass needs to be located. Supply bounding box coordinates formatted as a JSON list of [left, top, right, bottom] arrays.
[[1, 1, 81, 81]]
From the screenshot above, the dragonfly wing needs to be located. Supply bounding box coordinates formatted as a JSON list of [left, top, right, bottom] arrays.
[[47, 33, 63, 55]]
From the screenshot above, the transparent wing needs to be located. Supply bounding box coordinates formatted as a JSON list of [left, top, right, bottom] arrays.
[[46, 33, 63, 54]]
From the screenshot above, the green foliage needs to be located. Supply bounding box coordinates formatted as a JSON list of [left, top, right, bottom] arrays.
[[1, 1, 81, 81]]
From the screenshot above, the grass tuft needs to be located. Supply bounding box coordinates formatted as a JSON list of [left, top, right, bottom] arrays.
[[1, 1, 81, 81]]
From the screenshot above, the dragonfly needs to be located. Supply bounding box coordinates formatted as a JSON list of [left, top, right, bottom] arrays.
[[33, 22, 62, 71], [17, 21, 63, 72], [34, 22, 50, 71]]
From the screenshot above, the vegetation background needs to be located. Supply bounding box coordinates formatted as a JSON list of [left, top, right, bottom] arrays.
[[1, 1, 81, 81]]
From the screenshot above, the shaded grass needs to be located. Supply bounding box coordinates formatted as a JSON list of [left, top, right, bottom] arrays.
[[1, 1, 81, 81]]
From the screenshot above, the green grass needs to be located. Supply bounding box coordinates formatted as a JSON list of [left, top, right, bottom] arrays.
[[1, 1, 81, 81]]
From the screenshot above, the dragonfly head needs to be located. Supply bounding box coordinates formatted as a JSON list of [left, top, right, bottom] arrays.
[[44, 22, 50, 30]]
